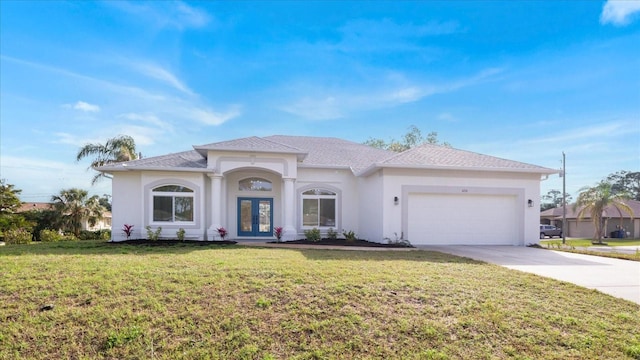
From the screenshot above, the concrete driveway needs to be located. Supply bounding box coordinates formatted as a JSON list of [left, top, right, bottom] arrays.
[[421, 246, 640, 305]]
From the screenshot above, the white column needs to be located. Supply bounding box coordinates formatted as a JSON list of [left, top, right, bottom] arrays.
[[283, 177, 297, 241], [208, 173, 223, 240]]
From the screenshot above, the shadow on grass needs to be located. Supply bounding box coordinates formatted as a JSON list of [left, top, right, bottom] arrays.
[[291, 247, 482, 264], [0, 240, 481, 264], [0, 240, 243, 256]]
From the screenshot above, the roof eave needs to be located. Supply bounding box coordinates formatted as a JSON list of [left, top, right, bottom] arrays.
[[193, 146, 308, 161], [96, 166, 212, 173]]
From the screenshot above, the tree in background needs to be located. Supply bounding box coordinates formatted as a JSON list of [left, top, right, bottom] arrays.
[[364, 125, 450, 152], [0, 179, 22, 215], [0, 180, 32, 236], [51, 188, 106, 238], [76, 135, 138, 185], [540, 189, 573, 211], [606, 170, 640, 201], [573, 181, 634, 243]]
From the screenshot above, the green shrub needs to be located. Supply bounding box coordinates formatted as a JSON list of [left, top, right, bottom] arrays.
[[4, 229, 32, 244], [177, 228, 186, 241], [342, 230, 357, 242], [327, 228, 338, 240], [146, 226, 162, 241], [304, 228, 321, 242], [78, 229, 111, 241], [40, 229, 64, 242]]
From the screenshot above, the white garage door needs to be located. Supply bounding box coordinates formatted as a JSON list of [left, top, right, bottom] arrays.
[[407, 193, 519, 245]]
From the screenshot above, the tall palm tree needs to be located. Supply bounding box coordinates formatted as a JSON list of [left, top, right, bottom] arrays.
[[573, 181, 634, 244], [51, 188, 105, 237], [76, 135, 138, 184]]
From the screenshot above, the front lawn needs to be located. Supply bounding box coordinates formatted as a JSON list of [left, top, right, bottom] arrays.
[[1, 241, 639, 359], [542, 238, 640, 247]]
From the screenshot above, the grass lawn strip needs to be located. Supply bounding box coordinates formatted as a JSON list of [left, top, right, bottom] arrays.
[[1, 241, 639, 359]]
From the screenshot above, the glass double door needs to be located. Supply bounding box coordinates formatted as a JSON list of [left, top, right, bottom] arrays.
[[238, 198, 273, 237]]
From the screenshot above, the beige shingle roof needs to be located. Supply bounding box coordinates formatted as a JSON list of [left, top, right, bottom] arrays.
[[194, 136, 307, 158], [98, 135, 556, 176], [363, 143, 557, 174], [97, 150, 206, 171], [265, 135, 394, 172]]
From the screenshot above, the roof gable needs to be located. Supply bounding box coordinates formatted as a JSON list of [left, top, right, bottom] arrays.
[[193, 136, 307, 159]]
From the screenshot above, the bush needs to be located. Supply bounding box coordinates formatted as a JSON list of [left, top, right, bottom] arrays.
[[40, 230, 78, 242], [40, 229, 64, 242], [327, 228, 338, 240], [146, 226, 162, 241], [4, 229, 32, 244], [177, 228, 186, 241], [304, 228, 321, 242], [342, 230, 357, 242], [78, 229, 111, 241]]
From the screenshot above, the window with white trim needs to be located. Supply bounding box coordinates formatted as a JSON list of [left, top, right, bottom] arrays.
[[152, 185, 194, 223], [239, 177, 272, 191], [301, 188, 336, 227]]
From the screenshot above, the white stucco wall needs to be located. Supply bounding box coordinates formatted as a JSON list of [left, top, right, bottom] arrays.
[[357, 170, 384, 242], [377, 168, 543, 245], [111, 171, 208, 241], [296, 167, 360, 238], [111, 172, 142, 241]]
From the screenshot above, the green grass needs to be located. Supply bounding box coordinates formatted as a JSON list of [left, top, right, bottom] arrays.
[[542, 238, 640, 247], [1, 241, 639, 359]]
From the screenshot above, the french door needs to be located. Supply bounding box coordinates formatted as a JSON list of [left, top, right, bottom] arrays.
[[237, 198, 273, 237]]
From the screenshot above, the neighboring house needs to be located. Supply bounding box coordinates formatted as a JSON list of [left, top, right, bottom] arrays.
[[97, 135, 557, 245], [17, 202, 112, 231], [541, 200, 639, 238]]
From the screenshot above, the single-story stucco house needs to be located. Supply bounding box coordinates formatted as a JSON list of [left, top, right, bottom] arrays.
[[97, 135, 557, 245], [540, 200, 639, 238]]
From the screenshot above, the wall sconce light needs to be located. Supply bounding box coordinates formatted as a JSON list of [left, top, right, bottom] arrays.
[[394, 196, 399, 205], [527, 199, 534, 208]]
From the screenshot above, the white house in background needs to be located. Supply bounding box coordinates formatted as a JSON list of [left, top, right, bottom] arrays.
[[97, 135, 557, 245]]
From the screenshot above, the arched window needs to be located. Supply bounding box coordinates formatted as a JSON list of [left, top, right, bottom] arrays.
[[239, 177, 272, 191], [301, 188, 336, 228], [152, 185, 194, 223]]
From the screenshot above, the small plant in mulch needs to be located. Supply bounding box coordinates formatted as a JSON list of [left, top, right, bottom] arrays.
[[342, 230, 357, 242], [327, 228, 338, 240], [274, 226, 284, 242], [145, 226, 162, 241], [304, 228, 321, 242], [122, 224, 134, 240], [176, 228, 186, 241], [217, 227, 228, 240]]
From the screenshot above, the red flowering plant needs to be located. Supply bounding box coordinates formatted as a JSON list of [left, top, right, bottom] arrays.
[[274, 226, 284, 242], [122, 224, 134, 240], [216, 227, 228, 240]]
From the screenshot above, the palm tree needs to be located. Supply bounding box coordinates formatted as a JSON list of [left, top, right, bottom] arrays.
[[76, 135, 138, 184], [573, 181, 634, 244], [51, 188, 105, 238]]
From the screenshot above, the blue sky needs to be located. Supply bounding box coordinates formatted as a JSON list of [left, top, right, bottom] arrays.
[[1, 0, 639, 202]]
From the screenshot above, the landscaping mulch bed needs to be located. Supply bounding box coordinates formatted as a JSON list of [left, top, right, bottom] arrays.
[[109, 239, 237, 246], [270, 238, 413, 248]]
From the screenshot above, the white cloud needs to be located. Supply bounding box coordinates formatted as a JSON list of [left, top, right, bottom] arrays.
[[186, 105, 243, 125], [62, 100, 101, 112], [0, 155, 111, 202], [74, 101, 101, 112], [107, 1, 211, 30], [54, 132, 104, 147], [280, 68, 503, 120], [129, 61, 194, 95], [600, 0, 640, 26], [119, 113, 174, 131]]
